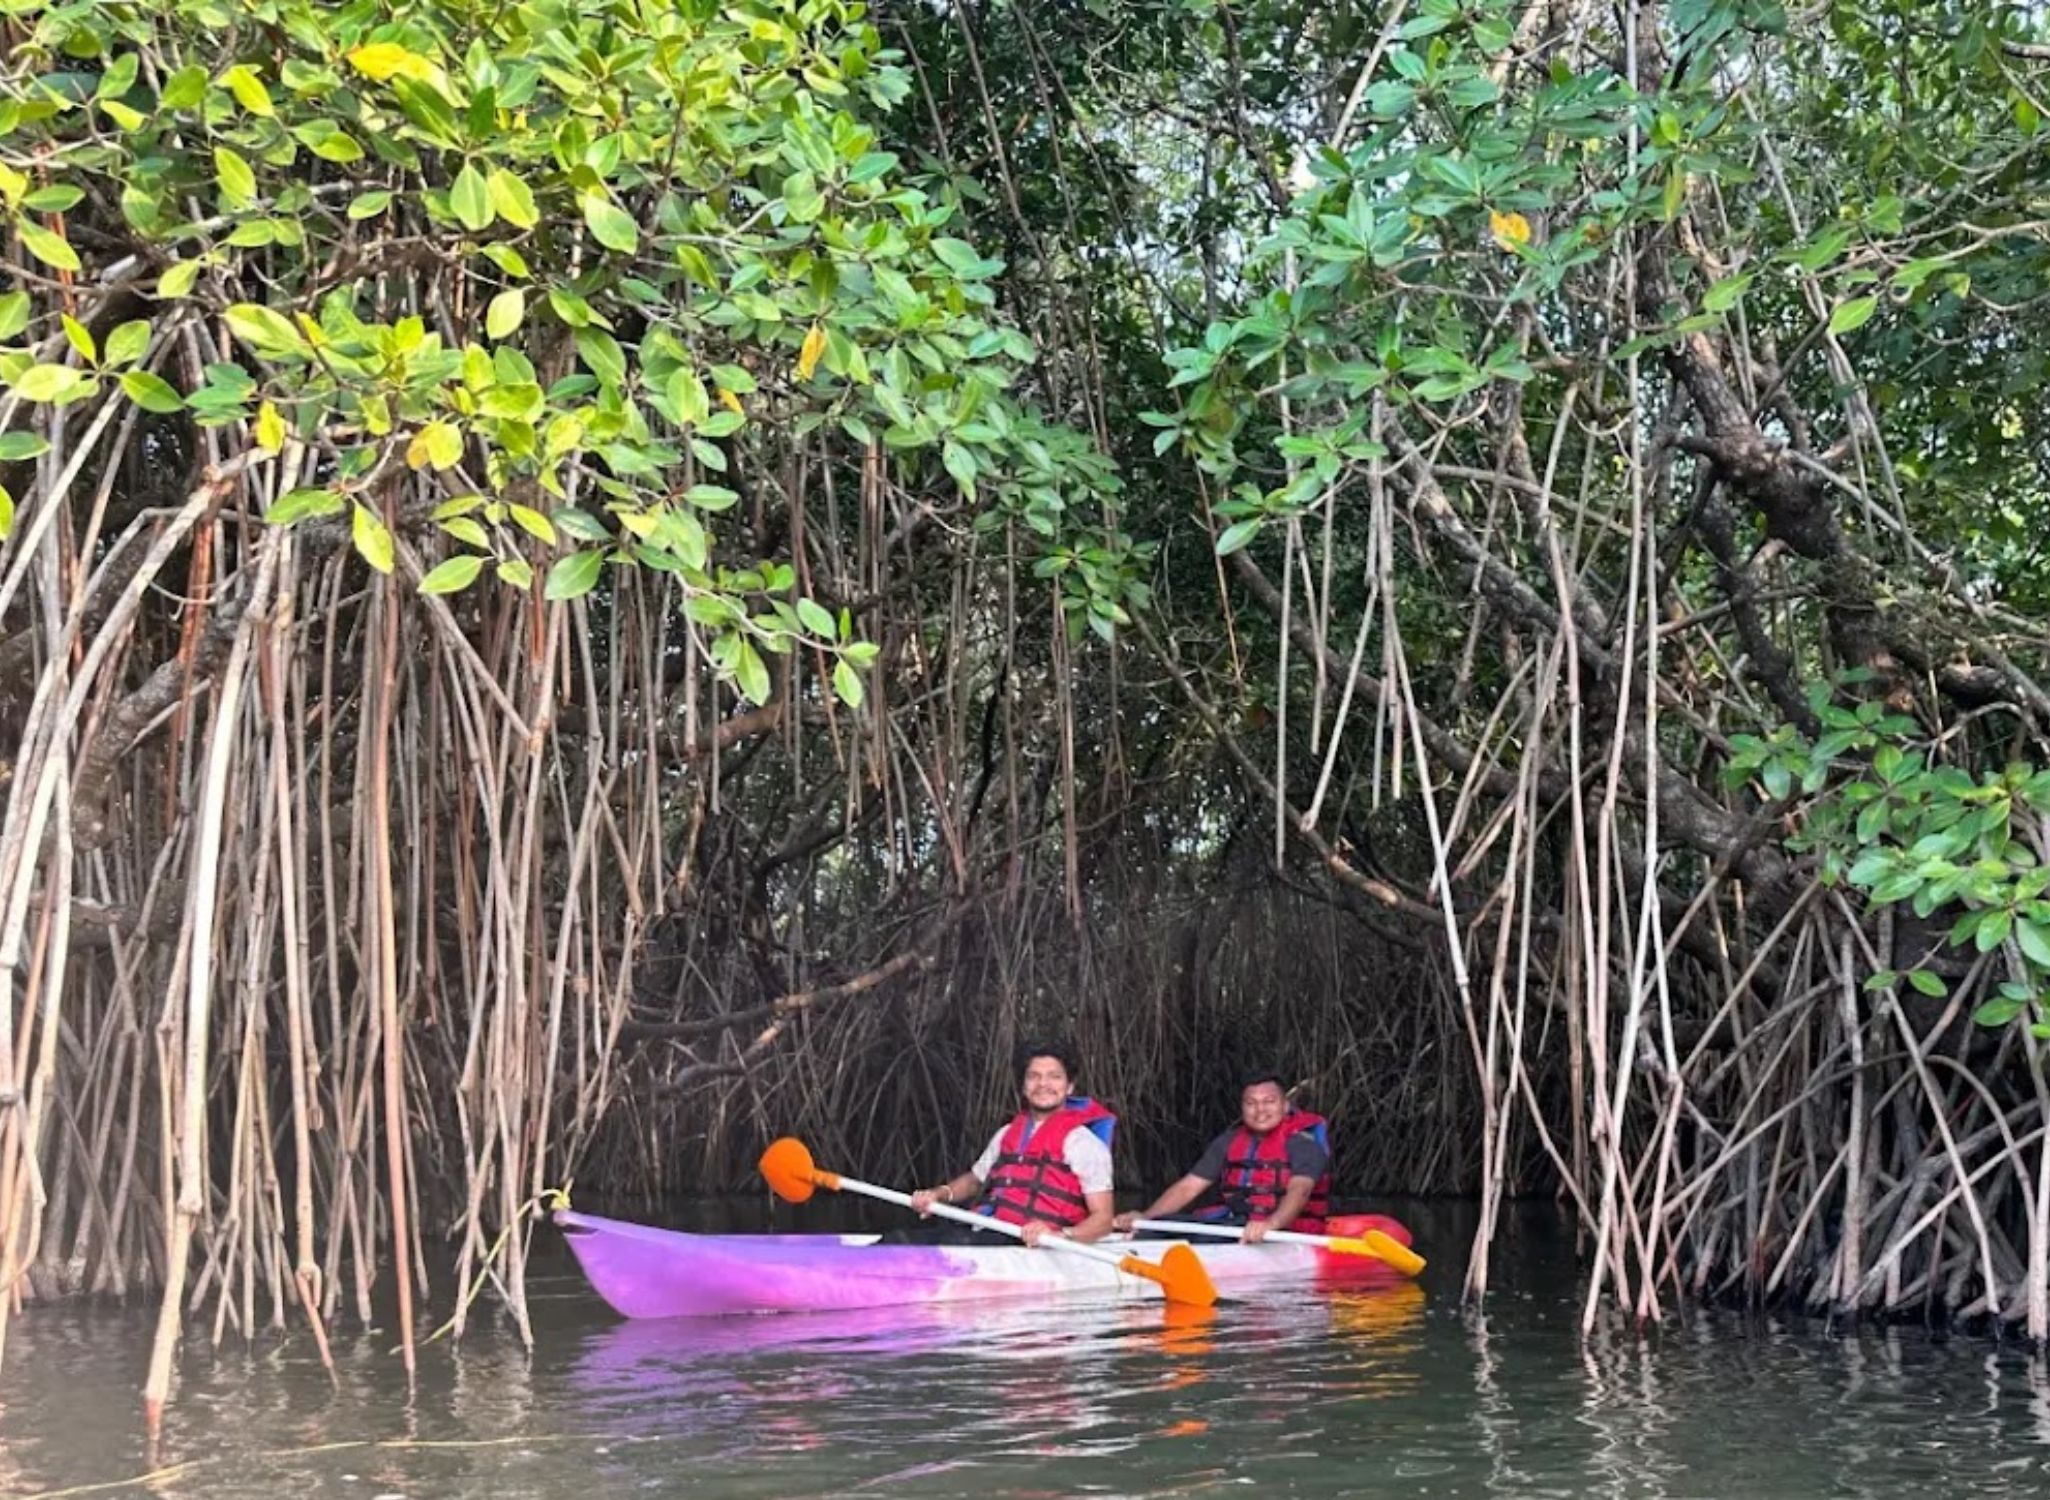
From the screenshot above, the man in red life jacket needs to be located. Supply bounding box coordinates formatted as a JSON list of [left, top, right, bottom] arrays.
[[909, 1041, 1116, 1247], [1113, 1070, 1331, 1243]]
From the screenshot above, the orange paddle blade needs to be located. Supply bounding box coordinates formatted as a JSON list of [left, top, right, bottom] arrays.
[[1322, 1214, 1426, 1276], [758, 1136, 826, 1203], [1319, 1230, 1426, 1275], [1116, 1243, 1217, 1308], [1362, 1230, 1426, 1276]]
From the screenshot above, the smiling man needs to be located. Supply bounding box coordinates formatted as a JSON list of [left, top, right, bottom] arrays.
[[1114, 1070, 1332, 1242], [909, 1040, 1116, 1246]]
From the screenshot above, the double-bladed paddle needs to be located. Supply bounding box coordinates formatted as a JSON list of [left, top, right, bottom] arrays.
[[759, 1136, 1218, 1308], [1131, 1216, 1426, 1276]]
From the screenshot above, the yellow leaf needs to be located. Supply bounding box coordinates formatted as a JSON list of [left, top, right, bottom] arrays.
[[352, 503, 394, 575], [406, 420, 463, 471], [221, 65, 275, 117], [255, 399, 285, 453], [717, 388, 744, 416], [796, 323, 828, 381], [1489, 210, 1532, 250], [61, 314, 96, 363], [347, 43, 435, 83], [508, 502, 557, 545], [543, 414, 583, 461], [427, 421, 463, 469]]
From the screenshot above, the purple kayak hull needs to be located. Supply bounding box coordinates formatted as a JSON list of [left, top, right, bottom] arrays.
[[555, 1209, 1415, 1319], [556, 1210, 1037, 1318]]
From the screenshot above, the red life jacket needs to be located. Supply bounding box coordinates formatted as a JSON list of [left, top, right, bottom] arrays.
[[1208, 1110, 1331, 1233], [977, 1097, 1116, 1227]]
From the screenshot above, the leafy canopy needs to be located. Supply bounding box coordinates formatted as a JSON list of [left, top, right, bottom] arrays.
[[1, 0, 1146, 699]]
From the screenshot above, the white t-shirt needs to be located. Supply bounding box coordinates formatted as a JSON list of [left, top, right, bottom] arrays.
[[971, 1118, 1114, 1195]]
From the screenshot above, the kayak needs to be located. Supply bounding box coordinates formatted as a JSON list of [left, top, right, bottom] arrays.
[[554, 1208, 1415, 1319]]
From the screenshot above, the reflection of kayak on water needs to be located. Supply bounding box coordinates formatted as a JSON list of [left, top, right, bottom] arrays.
[[558, 1266, 1429, 1470], [564, 1295, 1184, 1456], [556, 1209, 1418, 1319], [562, 1274, 1429, 1423], [568, 1294, 1194, 1378], [559, 1275, 1430, 1477]]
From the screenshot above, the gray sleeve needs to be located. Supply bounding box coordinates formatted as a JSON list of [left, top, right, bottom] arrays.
[[1188, 1129, 1234, 1182], [1287, 1132, 1331, 1182]]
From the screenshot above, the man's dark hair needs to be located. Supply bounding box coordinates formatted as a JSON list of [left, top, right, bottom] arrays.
[[1015, 1038, 1081, 1084], [1240, 1066, 1288, 1094]]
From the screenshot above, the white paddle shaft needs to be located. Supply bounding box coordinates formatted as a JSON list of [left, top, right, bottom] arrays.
[[832, 1172, 1135, 1272], [1131, 1215, 1422, 1275], [1132, 1217, 1332, 1248]]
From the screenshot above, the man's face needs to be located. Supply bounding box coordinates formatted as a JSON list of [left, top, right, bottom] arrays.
[[1241, 1081, 1288, 1132], [1021, 1056, 1072, 1112]]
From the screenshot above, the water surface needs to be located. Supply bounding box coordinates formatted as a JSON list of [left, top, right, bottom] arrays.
[[4, 1201, 2048, 1498]]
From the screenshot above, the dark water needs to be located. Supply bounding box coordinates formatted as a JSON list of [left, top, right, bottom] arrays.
[[4, 1201, 2049, 1498]]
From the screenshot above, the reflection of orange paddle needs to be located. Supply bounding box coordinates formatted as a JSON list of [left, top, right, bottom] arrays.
[[1327, 1281, 1429, 1339], [1159, 1299, 1219, 1336], [1131, 1215, 1426, 1277], [1156, 1297, 1218, 1386], [759, 1137, 1218, 1308]]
